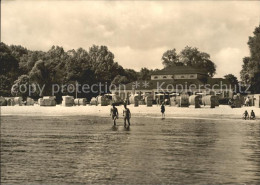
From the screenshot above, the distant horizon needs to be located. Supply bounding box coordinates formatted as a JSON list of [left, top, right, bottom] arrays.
[[2, 0, 260, 79]]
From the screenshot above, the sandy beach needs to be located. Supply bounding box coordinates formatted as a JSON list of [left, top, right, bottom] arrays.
[[1, 105, 260, 121]]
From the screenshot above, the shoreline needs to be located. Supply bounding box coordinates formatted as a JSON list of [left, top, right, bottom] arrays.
[[1, 105, 259, 121]]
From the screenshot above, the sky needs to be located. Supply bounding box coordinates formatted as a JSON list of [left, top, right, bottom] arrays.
[[2, 0, 260, 79]]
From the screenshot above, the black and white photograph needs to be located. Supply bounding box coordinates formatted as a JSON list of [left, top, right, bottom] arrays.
[[1, 0, 260, 184]]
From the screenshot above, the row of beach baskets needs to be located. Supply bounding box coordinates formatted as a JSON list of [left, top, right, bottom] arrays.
[[0, 95, 224, 108], [169, 94, 219, 108], [127, 94, 217, 108], [0, 96, 87, 107], [39, 96, 87, 107], [0, 97, 35, 106], [1, 94, 259, 108], [38, 96, 88, 107]]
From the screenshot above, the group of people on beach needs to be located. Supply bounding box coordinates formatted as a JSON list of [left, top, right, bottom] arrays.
[[243, 110, 256, 120]]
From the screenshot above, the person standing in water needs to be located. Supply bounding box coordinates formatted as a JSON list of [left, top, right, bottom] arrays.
[[110, 104, 118, 126], [161, 102, 165, 119], [123, 104, 131, 127], [250, 110, 256, 120]]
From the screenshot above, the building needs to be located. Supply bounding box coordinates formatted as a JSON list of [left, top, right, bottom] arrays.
[[112, 66, 233, 100]]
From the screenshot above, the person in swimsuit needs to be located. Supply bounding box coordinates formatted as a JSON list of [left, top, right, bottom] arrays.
[[161, 102, 165, 119], [110, 104, 118, 126], [245, 97, 250, 106], [250, 110, 256, 120], [123, 104, 131, 127], [243, 110, 249, 120]]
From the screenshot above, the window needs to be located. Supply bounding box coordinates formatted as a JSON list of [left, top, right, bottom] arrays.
[[163, 76, 167, 79], [154, 76, 158, 79], [190, 75, 194, 78], [181, 75, 185, 78]]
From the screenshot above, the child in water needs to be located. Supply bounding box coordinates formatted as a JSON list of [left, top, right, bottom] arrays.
[[161, 102, 165, 119], [123, 104, 131, 127], [110, 104, 118, 126]]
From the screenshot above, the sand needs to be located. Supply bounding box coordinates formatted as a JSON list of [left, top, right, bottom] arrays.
[[1, 105, 259, 120]]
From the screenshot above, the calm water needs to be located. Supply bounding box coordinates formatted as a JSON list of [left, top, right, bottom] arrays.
[[1, 115, 260, 184]]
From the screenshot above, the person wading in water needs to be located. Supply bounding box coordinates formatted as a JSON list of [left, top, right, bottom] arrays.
[[161, 102, 165, 119], [110, 104, 119, 126], [123, 104, 131, 127]]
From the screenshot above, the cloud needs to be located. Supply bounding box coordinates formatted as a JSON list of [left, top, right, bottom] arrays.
[[213, 47, 248, 79], [2, 0, 260, 79]]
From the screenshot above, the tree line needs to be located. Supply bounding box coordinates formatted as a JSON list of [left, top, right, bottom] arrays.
[[0, 43, 158, 101]]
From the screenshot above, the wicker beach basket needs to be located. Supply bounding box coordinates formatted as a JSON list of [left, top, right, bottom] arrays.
[[202, 95, 216, 108], [62, 96, 74, 106], [0, 96, 7, 106], [176, 94, 189, 107], [26, 97, 34, 106], [14, 97, 23, 106], [189, 95, 200, 108]]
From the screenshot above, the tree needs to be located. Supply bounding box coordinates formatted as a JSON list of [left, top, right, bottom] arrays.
[[18, 50, 46, 75], [28, 46, 71, 96], [179, 46, 216, 77], [111, 75, 129, 85], [89, 45, 117, 83], [65, 48, 94, 83], [9, 45, 28, 62], [161, 46, 216, 77], [139, 68, 151, 81], [0, 43, 20, 96], [0, 75, 12, 96], [124, 69, 138, 82], [248, 25, 260, 62], [161, 49, 180, 68], [224, 74, 239, 89], [11, 75, 35, 99], [240, 24, 260, 93], [249, 71, 260, 93], [29, 60, 66, 96], [29, 60, 54, 96], [0, 42, 19, 76], [240, 57, 252, 84]]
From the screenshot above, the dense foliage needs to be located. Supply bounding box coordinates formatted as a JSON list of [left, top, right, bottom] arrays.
[[0, 42, 156, 100], [240, 24, 260, 93], [224, 74, 239, 92], [162, 46, 216, 77]]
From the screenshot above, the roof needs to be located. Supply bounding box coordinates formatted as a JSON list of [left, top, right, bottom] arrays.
[[115, 78, 232, 91], [207, 78, 232, 86], [152, 66, 208, 75]]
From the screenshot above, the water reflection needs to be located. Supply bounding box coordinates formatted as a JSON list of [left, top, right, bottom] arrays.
[[1, 116, 260, 184], [111, 125, 118, 131], [243, 122, 260, 183]]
